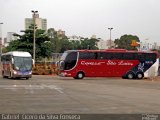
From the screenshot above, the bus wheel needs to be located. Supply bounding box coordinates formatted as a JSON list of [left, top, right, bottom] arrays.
[[76, 72, 84, 79], [136, 72, 144, 79], [73, 77, 78, 79], [127, 72, 134, 79]]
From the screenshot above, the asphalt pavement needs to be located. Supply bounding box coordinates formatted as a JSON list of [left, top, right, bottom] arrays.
[[0, 75, 160, 114]]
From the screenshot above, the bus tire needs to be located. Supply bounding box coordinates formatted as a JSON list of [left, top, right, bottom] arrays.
[[136, 72, 144, 79], [76, 72, 85, 79], [126, 72, 135, 79], [122, 76, 127, 79], [73, 77, 78, 79]]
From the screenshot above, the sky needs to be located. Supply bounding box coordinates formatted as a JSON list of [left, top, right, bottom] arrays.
[[0, 0, 160, 44]]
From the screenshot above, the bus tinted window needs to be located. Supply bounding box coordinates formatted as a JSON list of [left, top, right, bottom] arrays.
[[133, 53, 157, 61], [79, 52, 97, 59], [1, 56, 5, 62], [123, 53, 134, 60], [1, 55, 11, 62], [98, 52, 108, 59], [144, 53, 157, 61], [65, 52, 77, 70], [79, 51, 157, 61], [98, 52, 124, 60]]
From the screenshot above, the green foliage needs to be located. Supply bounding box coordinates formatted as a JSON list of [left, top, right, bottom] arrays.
[[81, 38, 99, 50], [47, 28, 99, 52], [6, 26, 51, 60], [47, 28, 57, 38], [5, 26, 99, 60], [114, 34, 140, 50]]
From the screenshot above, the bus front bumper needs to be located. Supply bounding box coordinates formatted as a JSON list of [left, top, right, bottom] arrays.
[[59, 72, 72, 77], [13, 71, 32, 78]]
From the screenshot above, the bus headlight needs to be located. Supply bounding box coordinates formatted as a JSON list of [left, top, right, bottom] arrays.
[[13, 70, 17, 74], [29, 71, 32, 74]]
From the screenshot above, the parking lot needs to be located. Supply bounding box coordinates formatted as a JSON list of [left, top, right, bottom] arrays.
[[0, 75, 160, 114]]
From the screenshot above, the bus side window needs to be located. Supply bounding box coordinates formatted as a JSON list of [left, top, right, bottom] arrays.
[[109, 53, 118, 60], [79, 52, 97, 59], [97, 52, 109, 59], [79, 52, 88, 59], [97, 52, 103, 59], [123, 53, 134, 60], [94, 52, 98, 59], [136, 53, 145, 61], [6, 55, 11, 62], [146, 53, 156, 61], [1, 56, 4, 62]]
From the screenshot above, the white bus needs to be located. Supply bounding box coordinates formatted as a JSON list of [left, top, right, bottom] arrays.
[[1, 51, 33, 79]]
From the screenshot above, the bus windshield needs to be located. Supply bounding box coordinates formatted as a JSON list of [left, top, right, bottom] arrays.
[[13, 56, 32, 71], [64, 52, 78, 70]]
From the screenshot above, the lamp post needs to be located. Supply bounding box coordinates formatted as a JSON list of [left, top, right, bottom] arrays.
[[108, 27, 113, 48], [0, 22, 3, 56], [31, 10, 38, 64]]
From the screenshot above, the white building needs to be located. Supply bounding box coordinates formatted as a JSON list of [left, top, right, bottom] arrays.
[[68, 35, 84, 41], [4, 32, 17, 47], [25, 13, 47, 31], [106, 39, 115, 49], [97, 39, 107, 49], [139, 41, 159, 51]]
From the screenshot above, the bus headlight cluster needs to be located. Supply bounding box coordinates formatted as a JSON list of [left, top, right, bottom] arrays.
[[29, 71, 32, 74], [13, 70, 17, 74]]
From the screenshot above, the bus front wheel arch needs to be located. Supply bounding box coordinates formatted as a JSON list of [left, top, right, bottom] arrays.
[[75, 72, 85, 79]]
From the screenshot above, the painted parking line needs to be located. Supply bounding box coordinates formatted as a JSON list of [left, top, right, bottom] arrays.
[[0, 84, 64, 94]]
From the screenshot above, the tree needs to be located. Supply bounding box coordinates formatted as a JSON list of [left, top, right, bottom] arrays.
[[70, 40, 81, 50], [114, 34, 140, 50], [6, 25, 51, 60], [80, 38, 99, 50], [47, 28, 57, 38]]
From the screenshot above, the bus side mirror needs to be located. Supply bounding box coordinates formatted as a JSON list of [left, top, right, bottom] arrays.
[[11, 58, 14, 64]]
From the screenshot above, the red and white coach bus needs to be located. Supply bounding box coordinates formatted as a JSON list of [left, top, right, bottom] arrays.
[[56, 49, 159, 79], [1, 51, 33, 79]]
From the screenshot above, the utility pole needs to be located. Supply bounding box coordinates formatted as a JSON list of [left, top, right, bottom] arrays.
[[108, 27, 113, 48], [0, 22, 3, 56], [31, 10, 38, 64]]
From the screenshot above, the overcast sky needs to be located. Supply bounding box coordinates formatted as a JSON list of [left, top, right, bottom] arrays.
[[0, 0, 160, 44]]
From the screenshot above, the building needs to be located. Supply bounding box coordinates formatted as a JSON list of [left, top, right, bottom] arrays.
[[97, 39, 107, 49], [25, 13, 47, 31], [106, 39, 115, 49], [4, 32, 17, 47], [68, 35, 84, 41], [91, 35, 97, 39], [57, 29, 65, 39], [139, 41, 159, 51]]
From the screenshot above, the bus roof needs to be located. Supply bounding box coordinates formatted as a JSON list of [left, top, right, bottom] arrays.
[[2, 51, 32, 57], [65, 49, 158, 54]]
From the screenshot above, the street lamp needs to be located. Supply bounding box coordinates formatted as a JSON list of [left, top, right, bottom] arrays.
[[108, 27, 113, 48], [31, 10, 38, 64], [0, 22, 3, 56]]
